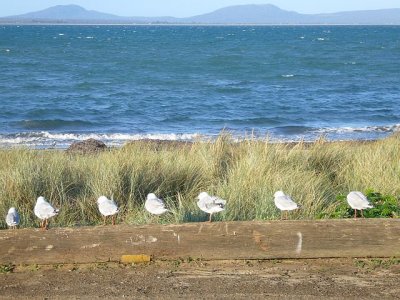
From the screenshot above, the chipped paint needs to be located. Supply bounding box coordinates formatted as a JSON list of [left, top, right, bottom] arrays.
[[252, 230, 268, 252]]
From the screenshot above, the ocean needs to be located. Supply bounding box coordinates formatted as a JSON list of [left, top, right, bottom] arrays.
[[0, 25, 399, 148]]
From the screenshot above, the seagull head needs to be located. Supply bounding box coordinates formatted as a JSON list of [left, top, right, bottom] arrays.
[[147, 193, 158, 200], [37, 196, 46, 203], [97, 196, 109, 205], [8, 207, 17, 214], [217, 202, 225, 209], [274, 191, 286, 198], [198, 192, 210, 200]]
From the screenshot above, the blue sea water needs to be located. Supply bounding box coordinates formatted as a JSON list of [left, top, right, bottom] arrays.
[[0, 25, 399, 148]]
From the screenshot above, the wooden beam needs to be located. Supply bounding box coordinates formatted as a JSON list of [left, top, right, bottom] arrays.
[[0, 219, 399, 265]]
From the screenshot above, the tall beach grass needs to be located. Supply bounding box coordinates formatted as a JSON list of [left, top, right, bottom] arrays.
[[1, 133, 399, 228]]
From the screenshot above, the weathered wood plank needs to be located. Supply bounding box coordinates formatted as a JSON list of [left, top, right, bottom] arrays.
[[0, 219, 399, 265]]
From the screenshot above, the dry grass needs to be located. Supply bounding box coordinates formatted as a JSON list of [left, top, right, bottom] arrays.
[[1, 133, 400, 228]]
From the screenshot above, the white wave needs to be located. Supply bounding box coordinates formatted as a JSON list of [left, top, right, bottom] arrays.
[[314, 124, 400, 134], [317, 38, 325, 41], [86, 36, 94, 39], [0, 132, 202, 149], [58, 33, 64, 36], [282, 74, 294, 78]]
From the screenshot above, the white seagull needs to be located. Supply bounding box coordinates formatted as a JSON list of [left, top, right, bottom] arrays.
[[34, 196, 59, 230], [274, 191, 300, 220], [347, 191, 373, 219], [197, 192, 226, 222], [6, 207, 20, 229], [97, 196, 119, 225], [145, 193, 169, 215]]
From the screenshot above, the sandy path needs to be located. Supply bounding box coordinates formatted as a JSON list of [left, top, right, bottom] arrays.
[[1, 258, 399, 299]]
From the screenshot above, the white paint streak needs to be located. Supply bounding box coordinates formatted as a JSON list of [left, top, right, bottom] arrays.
[[126, 235, 158, 246], [26, 246, 38, 251], [296, 232, 303, 255], [225, 223, 229, 235], [45, 245, 54, 251], [177, 234, 181, 244], [146, 236, 157, 243], [81, 243, 100, 249], [197, 224, 203, 234]]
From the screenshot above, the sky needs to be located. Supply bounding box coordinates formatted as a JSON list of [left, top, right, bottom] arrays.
[[0, 0, 399, 18]]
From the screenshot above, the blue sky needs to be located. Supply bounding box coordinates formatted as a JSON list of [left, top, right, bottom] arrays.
[[0, 0, 399, 17]]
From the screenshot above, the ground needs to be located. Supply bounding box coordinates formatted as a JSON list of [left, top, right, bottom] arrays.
[[1, 258, 399, 299]]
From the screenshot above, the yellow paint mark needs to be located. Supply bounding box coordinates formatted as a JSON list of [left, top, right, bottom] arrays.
[[120, 254, 151, 264]]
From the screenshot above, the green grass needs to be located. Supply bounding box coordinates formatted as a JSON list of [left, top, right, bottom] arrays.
[[0, 133, 399, 229]]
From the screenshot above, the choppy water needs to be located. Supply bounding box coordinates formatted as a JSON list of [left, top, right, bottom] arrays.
[[1, 25, 399, 148]]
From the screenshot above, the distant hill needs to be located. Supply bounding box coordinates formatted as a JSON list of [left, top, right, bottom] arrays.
[[185, 4, 307, 24], [1, 4, 400, 25], [8, 4, 125, 21], [1, 5, 179, 24]]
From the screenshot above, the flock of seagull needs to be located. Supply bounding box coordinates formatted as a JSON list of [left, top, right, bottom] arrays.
[[5, 190, 374, 230]]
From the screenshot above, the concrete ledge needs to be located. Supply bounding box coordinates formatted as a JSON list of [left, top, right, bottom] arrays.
[[0, 219, 399, 265]]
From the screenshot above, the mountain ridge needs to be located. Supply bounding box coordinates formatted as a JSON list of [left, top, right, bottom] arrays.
[[1, 4, 400, 25]]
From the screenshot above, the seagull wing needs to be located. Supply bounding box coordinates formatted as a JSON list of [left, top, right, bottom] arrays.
[[145, 197, 168, 215], [347, 192, 372, 209], [6, 211, 19, 226], [35, 201, 59, 219], [274, 195, 298, 211], [99, 199, 119, 216]]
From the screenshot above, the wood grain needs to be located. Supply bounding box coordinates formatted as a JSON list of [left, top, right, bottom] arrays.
[[0, 219, 399, 265]]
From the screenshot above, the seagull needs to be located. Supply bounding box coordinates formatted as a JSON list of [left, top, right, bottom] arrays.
[[97, 196, 119, 225], [34, 196, 59, 230], [197, 192, 226, 222], [145, 193, 168, 215], [6, 207, 20, 229], [274, 191, 300, 220], [347, 191, 373, 219]]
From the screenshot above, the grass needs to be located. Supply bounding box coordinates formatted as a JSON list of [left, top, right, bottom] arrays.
[[354, 258, 400, 270], [0, 264, 15, 274], [0, 132, 399, 229]]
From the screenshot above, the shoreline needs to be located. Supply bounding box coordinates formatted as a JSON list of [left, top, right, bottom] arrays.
[[0, 134, 389, 151]]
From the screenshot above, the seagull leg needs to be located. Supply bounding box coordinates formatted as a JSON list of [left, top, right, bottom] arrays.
[[285, 211, 288, 220], [280, 211, 283, 220], [208, 213, 212, 223], [45, 219, 48, 230], [361, 209, 364, 218], [112, 215, 116, 226], [354, 209, 357, 219], [103, 216, 106, 226]]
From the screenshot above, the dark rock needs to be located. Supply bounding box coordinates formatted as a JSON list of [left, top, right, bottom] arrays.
[[66, 139, 107, 154]]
